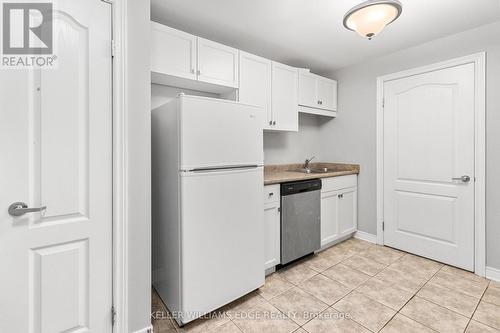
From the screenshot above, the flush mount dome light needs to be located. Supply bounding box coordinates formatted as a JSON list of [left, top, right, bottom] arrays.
[[343, 0, 403, 40]]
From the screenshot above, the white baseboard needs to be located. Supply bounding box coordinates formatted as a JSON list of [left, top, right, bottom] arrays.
[[132, 325, 153, 333], [486, 266, 500, 282], [354, 231, 377, 244]]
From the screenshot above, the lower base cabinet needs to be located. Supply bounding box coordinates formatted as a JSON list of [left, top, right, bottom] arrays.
[[263, 185, 280, 270], [263, 176, 357, 272], [320, 175, 358, 247]]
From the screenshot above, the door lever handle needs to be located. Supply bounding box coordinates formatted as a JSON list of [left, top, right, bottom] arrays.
[[451, 175, 471, 183], [8, 202, 46, 217]]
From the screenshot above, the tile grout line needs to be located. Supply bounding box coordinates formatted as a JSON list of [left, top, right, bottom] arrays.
[[374, 261, 444, 332], [381, 264, 453, 333], [298, 244, 386, 331], [415, 265, 491, 331], [275, 273, 333, 328], [160, 240, 496, 333], [229, 317, 245, 333], [298, 242, 382, 332], [306, 245, 410, 332], [465, 279, 497, 332]]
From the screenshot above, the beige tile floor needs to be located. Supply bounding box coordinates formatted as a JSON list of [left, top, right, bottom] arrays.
[[152, 238, 500, 333]]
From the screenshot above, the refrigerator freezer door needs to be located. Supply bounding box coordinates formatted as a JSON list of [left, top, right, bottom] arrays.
[[179, 167, 264, 323], [179, 96, 264, 170]]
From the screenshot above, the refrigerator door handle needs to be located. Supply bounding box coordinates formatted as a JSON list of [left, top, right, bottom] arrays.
[[186, 165, 260, 173]]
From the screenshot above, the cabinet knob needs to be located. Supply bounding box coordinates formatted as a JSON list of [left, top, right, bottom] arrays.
[[269, 120, 273, 125], [190, 68, 195, 74], [197, 70, 201, 75], [272, 121, 276, 125], [269, 192, 274, 197]]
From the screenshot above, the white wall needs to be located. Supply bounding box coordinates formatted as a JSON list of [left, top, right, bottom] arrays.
[[263, 113, 327, 164], [321, 21, 500, 270], [124, 0, 151, 331]]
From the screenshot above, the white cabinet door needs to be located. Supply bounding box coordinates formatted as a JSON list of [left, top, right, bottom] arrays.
[[197, 37, 239, 88], [151, 22, 197, 80], [271, 62, 298, 131], [264, 201, 281, 270], [320, 175, 358, 248], [298, 71, 318, 108], [321, 190, 340, 247], [239, 51, 272, 129], [317, 77, 337, 111], [338, 188, 357, 236], [263, 185, 280, 271]]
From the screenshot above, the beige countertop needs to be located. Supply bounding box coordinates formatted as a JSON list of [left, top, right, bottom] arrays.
[[264, 163, 360, 185]]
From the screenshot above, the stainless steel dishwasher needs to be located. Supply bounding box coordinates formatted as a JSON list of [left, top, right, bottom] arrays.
[[280, 179, 321, 265]]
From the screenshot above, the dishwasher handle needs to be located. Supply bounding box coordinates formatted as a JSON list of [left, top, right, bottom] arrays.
[[281, 179, 322, 196]]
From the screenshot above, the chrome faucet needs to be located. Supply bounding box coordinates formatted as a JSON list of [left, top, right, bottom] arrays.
[[304, 156, 315, 169]]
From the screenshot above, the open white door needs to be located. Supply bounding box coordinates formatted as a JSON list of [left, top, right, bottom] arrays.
[[0, 1, 113, 332], [383, 63, 475, 271]]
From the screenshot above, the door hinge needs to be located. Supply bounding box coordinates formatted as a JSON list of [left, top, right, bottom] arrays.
[[382, 98, 385, 108], [278, 207, 281, 213], [111, 305, 116, 326], [382, 221, 385, 231], [111, 39, 116, 58]]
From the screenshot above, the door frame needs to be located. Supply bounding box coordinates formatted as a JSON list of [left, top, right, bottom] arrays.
[[112, 1, 153, 332], [111, 0, 129, 332], [376, 52, 486, 276]]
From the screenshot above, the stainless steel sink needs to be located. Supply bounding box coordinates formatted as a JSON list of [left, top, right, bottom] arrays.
[[311, 167, 331, 173], [292, 168, 334, 174], [293, 168, 315, 174]]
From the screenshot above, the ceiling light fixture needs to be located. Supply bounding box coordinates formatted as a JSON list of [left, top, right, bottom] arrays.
[[343, 0, 403, 40]]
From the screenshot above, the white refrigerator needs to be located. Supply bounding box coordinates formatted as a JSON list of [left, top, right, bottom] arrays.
[[152, 94, 265, 325]]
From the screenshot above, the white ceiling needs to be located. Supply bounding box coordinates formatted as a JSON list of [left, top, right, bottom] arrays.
[[151, 0, 500, 74]]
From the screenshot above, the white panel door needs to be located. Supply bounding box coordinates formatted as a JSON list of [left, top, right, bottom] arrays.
[[150, 22, 197, 80], [298, 72, 318, 108], [197, 37, 239, 88], [239, 51, 272, 129], [180, 167, 264, 323], [271, 62, 298, 131], [383, 63, 475, 270], [179, 96, 263, 170], [0, 1, 113, 332]]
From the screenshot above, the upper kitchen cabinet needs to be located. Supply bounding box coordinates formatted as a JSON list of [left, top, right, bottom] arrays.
[[151, 22, 197, 80], [317, 77, 337, 111], [298, 70, 338, 117], [239, 55, 298, 132], [197, 38, 239, 88], [298, 71, 317, 108], [151, 22, 239, 93], [239, 51, 273, 130], [271, 62, 299, 132]]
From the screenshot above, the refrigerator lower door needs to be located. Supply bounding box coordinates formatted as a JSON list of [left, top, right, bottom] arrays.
[[179, 166, 264, 324], [179, 96, 264, 170]]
